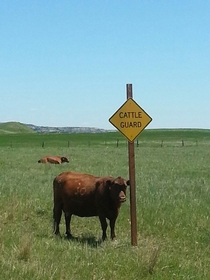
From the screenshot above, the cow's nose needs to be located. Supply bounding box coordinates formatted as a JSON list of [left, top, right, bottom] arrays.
[[119, 192, 126, 202]]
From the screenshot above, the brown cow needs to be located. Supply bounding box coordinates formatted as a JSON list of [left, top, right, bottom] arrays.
[[53, 171, 129, 240], [38, 156, 69, 164]]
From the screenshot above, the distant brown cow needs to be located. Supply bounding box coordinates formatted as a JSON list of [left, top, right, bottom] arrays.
[[38, 156, 69, 164], [53, 171, 129, 240]]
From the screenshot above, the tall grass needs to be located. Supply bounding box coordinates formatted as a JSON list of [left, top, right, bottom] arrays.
[[0, 131, 210, 279]]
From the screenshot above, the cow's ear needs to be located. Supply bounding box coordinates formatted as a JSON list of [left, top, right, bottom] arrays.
[[126, 180, 130, 186]]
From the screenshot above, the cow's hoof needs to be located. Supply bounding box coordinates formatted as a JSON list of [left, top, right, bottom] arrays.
[[54, 233, 62, 238], [66, 233, 73, 239]]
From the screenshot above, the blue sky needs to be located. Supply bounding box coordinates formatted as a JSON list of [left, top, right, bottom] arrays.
[[0, 1, 209, 129]]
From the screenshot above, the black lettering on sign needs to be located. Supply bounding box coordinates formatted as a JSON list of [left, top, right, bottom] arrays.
[[120, 122, 142, 128], [119, 112, 142, 118]]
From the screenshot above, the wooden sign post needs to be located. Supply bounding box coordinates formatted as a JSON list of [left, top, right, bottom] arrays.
[[127, 84, 137, 246], [109, 84, 152, 246]]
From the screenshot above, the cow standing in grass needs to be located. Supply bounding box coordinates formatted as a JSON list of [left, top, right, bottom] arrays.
[[38, 156, 69, 164], [53, 171, 129, 240]]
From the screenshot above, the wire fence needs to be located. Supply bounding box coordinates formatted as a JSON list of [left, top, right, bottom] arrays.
[[3, 138, 210, 149]]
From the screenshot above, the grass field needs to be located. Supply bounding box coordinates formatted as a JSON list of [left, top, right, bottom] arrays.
[[0, 129, 210, 279]]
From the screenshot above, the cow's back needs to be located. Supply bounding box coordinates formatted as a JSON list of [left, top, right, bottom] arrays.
[[47, 156, 61, 164], [53, 172, 100, 217], [38, 156, 61, 164]]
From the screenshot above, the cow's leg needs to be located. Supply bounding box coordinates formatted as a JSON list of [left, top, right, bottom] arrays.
[[53, 205, 62, 236], [99, 216, 108, 241], [65, 212, 73, 239], [109, 218, 117, 240]]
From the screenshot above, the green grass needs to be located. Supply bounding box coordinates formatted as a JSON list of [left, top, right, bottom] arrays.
[[0, 130, 210, 279]]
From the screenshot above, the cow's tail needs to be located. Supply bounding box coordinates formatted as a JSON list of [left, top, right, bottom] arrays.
[[53, 178, 63, 235]]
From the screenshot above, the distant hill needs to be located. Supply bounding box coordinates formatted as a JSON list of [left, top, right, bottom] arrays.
[[25, 124, 109, 133], [0, 122, 111, 134], [0, 122, 34, 134]]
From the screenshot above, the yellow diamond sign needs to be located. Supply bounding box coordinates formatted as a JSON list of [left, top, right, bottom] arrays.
[[109, 98, 152, 142]]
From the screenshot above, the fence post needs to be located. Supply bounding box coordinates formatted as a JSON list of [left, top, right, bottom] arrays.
[[182, 140, 184, 147]]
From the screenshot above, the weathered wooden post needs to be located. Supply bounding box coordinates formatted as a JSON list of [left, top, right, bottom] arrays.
[[109, 84, 152, 246], [182, 140, 184, 147]]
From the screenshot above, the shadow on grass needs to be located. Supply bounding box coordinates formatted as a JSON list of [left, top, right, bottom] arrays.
[[64, 234, 103, 248]]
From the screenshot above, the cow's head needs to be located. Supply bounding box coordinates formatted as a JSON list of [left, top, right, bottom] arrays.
[[61, 156, 69, 163], [107, 177, 130, 203]]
